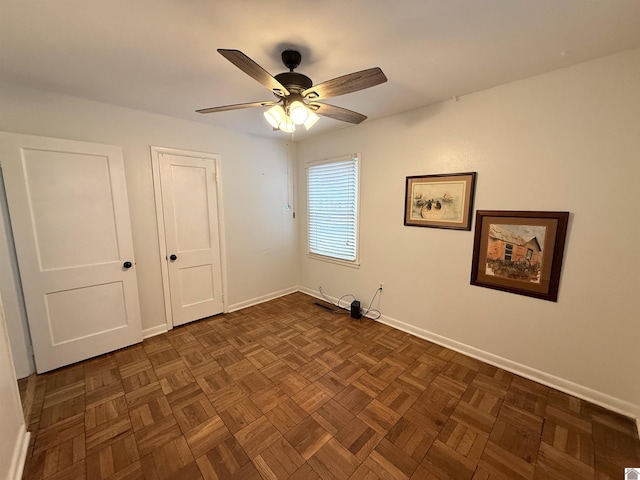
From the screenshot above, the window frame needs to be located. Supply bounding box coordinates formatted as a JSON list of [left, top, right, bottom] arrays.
[[504, 243, 513, 261], [306, 153, 361, 268]]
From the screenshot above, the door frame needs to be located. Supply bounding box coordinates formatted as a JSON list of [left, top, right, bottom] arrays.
[[150, 146, 228, 331], [0, 164, 34, 378]]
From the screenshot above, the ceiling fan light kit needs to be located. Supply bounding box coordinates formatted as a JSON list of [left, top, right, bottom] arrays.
[[197, 48, 387, 134], [264, 102, 317, 132]]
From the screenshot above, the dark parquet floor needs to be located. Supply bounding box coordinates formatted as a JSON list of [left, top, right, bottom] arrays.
[[19, 292, 640, 479]]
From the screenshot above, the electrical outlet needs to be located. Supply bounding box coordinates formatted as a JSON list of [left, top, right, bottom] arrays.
[[379, 282, 384, 291]]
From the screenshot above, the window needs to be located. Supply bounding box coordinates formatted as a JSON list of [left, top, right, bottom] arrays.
[[504, 243, 513, 261], [307, 154, 359, 265]]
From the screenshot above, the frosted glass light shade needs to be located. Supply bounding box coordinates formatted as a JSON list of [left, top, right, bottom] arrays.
[[278, 116, 296, 133], [264, 105, 286, 129], [304, 111, 320, 130], [289, 101, 309, 124]]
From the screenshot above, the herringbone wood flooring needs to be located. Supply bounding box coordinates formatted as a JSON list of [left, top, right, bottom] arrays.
[[19, 292, 640, 479]]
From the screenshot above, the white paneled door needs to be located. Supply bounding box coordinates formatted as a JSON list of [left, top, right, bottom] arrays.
[[156, 150, 224, 327], [0, 133, 142, 373]]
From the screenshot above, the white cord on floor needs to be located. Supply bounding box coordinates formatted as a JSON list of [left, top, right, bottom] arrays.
[[361, 287, 382, 319]]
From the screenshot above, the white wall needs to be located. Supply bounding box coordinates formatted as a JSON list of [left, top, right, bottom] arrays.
[[0, 84, 298, 374], [0, 292, 29, 480], [1, 46, 638, 426], [296, 48, 640, 418]]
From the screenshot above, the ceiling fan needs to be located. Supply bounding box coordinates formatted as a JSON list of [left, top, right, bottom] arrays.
[[196, 49, 388, 132]]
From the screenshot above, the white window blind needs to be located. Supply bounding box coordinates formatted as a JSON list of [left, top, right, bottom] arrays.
[[307, 155, 359, 263]]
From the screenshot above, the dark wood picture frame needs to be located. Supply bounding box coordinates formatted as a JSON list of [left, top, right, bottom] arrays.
[[404, 172, 477, 230], [470, 210, 570, 301]]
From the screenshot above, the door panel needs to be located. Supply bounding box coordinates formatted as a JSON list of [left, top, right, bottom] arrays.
[[172, 165, 212, 252], [46, 282, 128, 345], [0, 132, 142, 373], [159, 152, 223, 326], [23, 149, 120, 270], [179, 265, 215, 306]]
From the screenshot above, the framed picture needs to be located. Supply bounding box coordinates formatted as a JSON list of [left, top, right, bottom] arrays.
[[404, 172, 477, 230], [470, 211, 570, 301]]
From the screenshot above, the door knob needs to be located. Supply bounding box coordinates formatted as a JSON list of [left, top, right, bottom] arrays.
[[169, 254, 177, 261], [123, 261, 133, 269]]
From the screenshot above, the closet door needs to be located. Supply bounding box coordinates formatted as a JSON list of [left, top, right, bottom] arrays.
[[0, 132, 142, 373], [157, 151, 224, 327]]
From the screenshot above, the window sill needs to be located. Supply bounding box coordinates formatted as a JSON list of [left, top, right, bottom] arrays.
[[307, 253, 361, 269]]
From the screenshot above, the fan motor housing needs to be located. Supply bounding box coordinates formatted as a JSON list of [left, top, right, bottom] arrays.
[[275, 72, 313, 94]]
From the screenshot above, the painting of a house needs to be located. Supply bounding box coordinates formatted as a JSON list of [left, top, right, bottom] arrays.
[[626, 468, 640, 480], [485, 224, 544, 283]]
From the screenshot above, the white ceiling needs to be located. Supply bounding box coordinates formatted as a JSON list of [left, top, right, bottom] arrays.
[[2, 0, 640, 140]]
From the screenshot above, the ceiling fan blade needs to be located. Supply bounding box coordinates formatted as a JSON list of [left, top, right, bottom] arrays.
[[218, 49, 290, 97], [196, 101, 276, 114], [310, 103, 367, 124], [302, 67, 387, 100]]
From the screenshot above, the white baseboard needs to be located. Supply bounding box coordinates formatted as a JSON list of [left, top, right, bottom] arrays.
[[142, 324, 168, 339], [140, 286, 300, 338], [377, 312, 640, 419], [8, 426, 30, 480], [227, 286, 299, 313], [298, 285, 323, 299], [301, 287, 640, 436]]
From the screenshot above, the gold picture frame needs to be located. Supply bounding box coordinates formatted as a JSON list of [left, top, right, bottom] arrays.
[[404, 172, 477, 230]]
